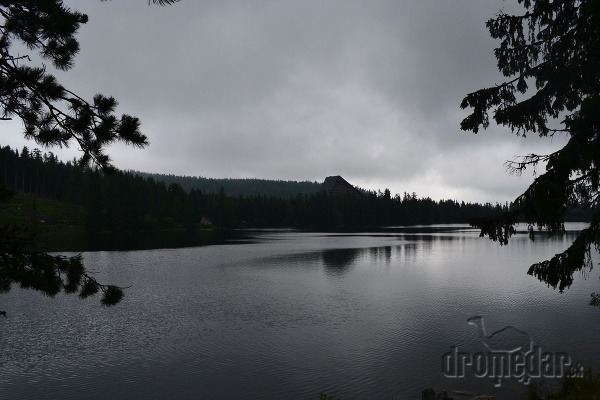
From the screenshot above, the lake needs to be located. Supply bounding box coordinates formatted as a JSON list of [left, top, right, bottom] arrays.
[[1, 224, 599, 399]]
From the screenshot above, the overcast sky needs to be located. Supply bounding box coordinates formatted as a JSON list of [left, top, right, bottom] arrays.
[[3, 0, 568, 203]]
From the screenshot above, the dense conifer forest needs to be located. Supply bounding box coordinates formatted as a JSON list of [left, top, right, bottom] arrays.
[[134, 172, 321, 198], [0, 145, 512, 231]]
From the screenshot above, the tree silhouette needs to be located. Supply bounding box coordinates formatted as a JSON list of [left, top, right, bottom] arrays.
[[0, 0, 178, 307], [461, 0, 600, 303]]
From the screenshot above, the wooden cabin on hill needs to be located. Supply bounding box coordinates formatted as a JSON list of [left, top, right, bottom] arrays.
[[320, 176, 363, 199]]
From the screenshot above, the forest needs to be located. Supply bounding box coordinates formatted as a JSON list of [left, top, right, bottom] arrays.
[[134, 171, 321, 198], [1, 144, 514, 232]]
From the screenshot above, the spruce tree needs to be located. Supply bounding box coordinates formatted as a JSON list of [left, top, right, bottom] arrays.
[[461, 0, 600, 303]]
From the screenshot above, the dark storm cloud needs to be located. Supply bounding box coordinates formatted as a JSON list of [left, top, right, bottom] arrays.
[[4, 0, 566, 203]]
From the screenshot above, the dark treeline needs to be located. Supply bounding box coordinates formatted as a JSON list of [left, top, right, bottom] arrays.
[[1, 145, 510, 231], [134, 171, 321, 197]]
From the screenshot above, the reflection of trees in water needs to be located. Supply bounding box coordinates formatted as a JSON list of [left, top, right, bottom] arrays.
[[322, 246, 401, 274], [401, 238, 439, 260], [321, 248, 361, 275], [72, 230, 248, 251], [402, 243, 418, 260], [323, 243, 426, 268], [399, 234, 471, 260], [368, 246, 393, 266]]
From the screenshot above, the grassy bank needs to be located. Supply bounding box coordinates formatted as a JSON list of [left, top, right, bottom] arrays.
[[0, 191, 85, 245], [0, 191, 223, 252]]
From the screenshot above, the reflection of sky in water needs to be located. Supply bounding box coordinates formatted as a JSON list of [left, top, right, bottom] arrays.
[[0, 224, 598, 399]]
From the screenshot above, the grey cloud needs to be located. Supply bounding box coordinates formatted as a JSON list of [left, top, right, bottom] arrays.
[[4, 0, 555, 203]]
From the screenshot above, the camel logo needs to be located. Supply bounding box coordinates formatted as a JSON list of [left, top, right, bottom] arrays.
[[467, 316, 533, 354], [442, 316, 584, 387]]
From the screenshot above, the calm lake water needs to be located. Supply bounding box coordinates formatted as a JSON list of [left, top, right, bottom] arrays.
[[1, 224, 599, 399]]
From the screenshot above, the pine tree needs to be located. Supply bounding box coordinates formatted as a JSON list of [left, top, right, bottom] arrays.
[[0, 0, 179, 308], [461, 0, 600, 302]]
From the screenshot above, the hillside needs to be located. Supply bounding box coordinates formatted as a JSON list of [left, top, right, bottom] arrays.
[[133, 171, 321, 197], [0, 190, 86, 249]]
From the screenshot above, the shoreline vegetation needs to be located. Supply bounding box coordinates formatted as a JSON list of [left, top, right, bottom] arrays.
[[0, 145, 593, 247], [523, 371, 600, 400], [2, 145, 597, 394]]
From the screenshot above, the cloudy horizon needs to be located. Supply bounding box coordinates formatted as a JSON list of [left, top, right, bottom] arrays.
[[2, 0, 568, 203]]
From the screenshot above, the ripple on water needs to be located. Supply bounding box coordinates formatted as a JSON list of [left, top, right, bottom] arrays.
[[1, 227, 599, 399]]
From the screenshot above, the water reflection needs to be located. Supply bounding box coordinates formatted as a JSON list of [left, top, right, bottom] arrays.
[[42, 229, 253, 252], [402, 242, 419, 261], [367, 246, 392, 266], [321, 248, 360, 274], [321, 245, 408, 275], [4, 225, 597, 400]]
